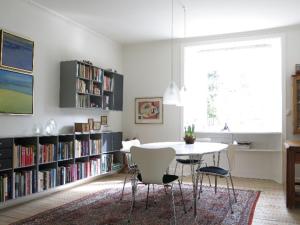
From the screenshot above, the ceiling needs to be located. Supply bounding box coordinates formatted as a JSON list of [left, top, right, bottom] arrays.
[[31, 0, 300, 44]]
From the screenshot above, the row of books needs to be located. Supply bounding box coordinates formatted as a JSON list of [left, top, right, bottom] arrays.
[[58, 141, 74, 160], [13, 145, 36, 168], [76, 79, 89, 93], [101, 154, 114, 173], [38, 169, 56, 192], [76, 94, 90, 108], [90, 139, 101, 155], [76, 63, 103, 81], [0, 175, 9, 202], [14, 170, 37, 198], [103, 75, 113, 92], [57, 164, 77, 185], [39, 144, 56, 164], [75, 140, 90, 157]]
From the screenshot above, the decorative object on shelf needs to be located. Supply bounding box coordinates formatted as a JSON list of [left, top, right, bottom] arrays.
[[88, 118, 94, 130], [163, 0, 180, 105], [0, 30, 34, 74], [101, 115, 108, 125], [74, 123, 89, 133], [135, 97, 163, 124], [32, 123, 43, 135], [184, 124, 195, 144], [0, 69, 33, 115], [45, 119, 57, 135], [296, 64, 300, 75]]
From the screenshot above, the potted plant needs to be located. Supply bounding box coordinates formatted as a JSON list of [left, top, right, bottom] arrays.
[[184, 124, 196, 144]]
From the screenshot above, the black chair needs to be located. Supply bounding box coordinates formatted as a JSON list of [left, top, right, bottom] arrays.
[[196, 147, 237, 213]]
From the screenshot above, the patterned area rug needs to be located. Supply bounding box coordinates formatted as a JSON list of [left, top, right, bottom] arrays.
[[11, 184, 260, 225]]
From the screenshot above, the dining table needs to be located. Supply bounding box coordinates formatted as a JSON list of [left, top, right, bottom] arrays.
[[122, 141, 228, 217]]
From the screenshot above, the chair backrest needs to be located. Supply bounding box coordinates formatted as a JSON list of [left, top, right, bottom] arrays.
[[121, 139, 141, 151], [131, 146, 176, 184]]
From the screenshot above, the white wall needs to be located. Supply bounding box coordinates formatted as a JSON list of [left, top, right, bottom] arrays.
[[122, 25, 300, 183], [0, 0, 123, 137]]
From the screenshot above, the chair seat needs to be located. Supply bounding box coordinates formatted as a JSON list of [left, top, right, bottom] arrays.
[[176, 159, 202, 164], [197, 166, 228, 176], [137, 173, 178, 184]]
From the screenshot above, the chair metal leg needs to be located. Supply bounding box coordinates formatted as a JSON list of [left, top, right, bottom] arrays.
[[174, 162, 178, 175], [181, 164, 184, 184], [229, 174, 237, 203], [171, 185, 177, 225], [120, 174, 128, 201], [128, 177, 137, 223], [214, 175, 218, 194], [152, 184, 157, 204], [225, 177, 233, 214], [178, 180, 187, 213], [198, 173, 204, 199], [146, 184, 150, 209], [207, 175, 212, 187]]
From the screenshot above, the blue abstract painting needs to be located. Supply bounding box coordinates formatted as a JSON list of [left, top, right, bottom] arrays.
[[0, 69, 33, 114], [1, 31, 34, 73]]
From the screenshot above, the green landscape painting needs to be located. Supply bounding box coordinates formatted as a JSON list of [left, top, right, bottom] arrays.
[[0, 69, 33, 114]]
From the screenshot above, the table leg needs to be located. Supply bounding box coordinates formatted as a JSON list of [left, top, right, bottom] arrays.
[[190, 154, 202, 218]]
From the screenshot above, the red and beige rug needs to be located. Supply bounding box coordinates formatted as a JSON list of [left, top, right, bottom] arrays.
[[11, 184, 260, 225]]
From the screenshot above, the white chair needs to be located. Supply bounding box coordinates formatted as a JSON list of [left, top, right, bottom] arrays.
[[120, 139, 141, 201], [129, 146, 186, 224]]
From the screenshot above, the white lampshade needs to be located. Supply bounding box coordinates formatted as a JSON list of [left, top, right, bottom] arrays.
[[176, 86, 187, 107], [163, 81, 181, 105]]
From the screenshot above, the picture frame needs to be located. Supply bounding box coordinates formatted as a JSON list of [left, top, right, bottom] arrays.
[[101, 115, 108, 125], [93, 121, 101, 130], [135, 97, 163, 124], [0, 30, 34, 74], [0, 68, 33, 115]]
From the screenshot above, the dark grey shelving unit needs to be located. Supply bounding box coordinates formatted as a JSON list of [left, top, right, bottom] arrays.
[[60, 60, 123, 111], [0, 131, 123, 206]]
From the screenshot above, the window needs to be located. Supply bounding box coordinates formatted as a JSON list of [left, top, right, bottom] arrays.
[[183, 37, 282, 132]]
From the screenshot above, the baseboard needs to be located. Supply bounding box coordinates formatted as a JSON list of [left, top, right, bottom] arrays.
[[0, 170, 120, 210]]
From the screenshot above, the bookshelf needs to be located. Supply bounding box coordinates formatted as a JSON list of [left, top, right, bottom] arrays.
[[0, 131, 123, 206], [60, 61, 123, 111]]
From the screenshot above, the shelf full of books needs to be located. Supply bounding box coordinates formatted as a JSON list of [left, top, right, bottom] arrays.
[[0, 132, 123, 206], [60, 60, 123, 111]]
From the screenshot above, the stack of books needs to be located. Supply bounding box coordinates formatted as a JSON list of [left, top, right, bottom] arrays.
[[75, 140, 89, 157], [58, 141, 74, 160], [90, 139, 101, 155], [0, 175, 9, 202], [39, 144, 56, 164], [13, 145, 36, 168], [14, 170, 36, 198], [38, 168, 56, 191]]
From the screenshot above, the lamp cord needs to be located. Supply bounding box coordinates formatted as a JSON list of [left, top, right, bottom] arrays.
[[171, 0, 174, 82]]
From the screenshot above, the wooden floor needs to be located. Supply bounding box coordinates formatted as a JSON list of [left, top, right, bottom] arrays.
[[0, 174, 299, 225]]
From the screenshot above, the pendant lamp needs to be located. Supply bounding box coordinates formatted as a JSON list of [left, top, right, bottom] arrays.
[[163, 0, 180, 105], [176, 4, 188, 107]]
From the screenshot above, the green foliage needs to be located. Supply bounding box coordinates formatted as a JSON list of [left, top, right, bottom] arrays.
[[184, 124, 195, 138]]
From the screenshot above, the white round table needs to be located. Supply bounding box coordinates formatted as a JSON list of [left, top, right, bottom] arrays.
[[122, 141, 228, 217]]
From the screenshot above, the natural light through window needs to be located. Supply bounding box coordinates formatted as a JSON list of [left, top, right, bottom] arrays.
[[183, 37, 282, 133]]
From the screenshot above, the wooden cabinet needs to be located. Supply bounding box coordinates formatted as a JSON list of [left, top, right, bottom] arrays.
[[284, 141, 300, 208], [292, 75, 300, 133]]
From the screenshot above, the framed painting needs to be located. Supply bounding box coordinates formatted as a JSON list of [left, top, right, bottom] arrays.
[[135, 97, 163, 124], [0, 69, 33, 115], [0, 30, 34, 74]]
